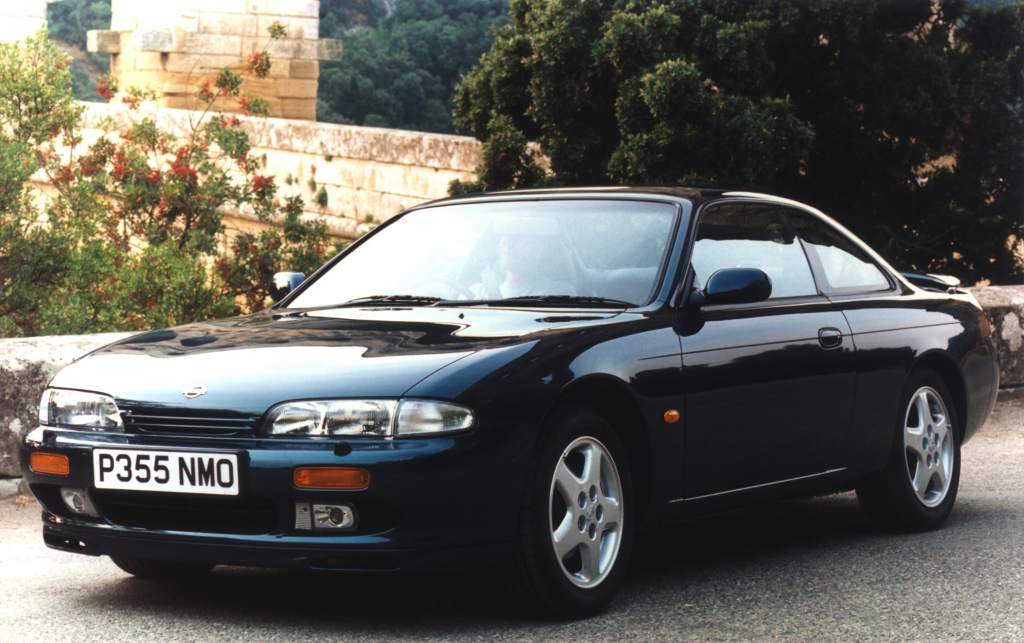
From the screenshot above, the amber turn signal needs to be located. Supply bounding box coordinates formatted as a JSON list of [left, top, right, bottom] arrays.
[[30, 452, 69, 476], [663, 409, 680, 424], [294, 467, 370, 489]]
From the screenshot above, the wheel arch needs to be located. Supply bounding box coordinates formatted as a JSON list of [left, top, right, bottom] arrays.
[[545, 375, 653, 525], [911, 350, 968, 442]]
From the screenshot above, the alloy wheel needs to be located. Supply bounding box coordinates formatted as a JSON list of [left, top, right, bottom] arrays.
[[903, 386, 954, 508], [548, 436, 623, 589]]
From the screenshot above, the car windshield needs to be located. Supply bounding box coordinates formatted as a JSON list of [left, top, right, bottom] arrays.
[[288, 199, 680, 309]]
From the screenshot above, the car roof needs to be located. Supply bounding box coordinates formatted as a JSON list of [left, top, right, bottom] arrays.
[[420, 186, 829, 212], [423, 185, 723, 208]]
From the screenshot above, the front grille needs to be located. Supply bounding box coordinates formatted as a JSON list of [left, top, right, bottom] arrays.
[[92, 490, 279, 535], [120, 406, 259, 437]]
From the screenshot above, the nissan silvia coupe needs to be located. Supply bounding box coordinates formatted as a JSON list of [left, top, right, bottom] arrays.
[[21, 188, 998, 617]]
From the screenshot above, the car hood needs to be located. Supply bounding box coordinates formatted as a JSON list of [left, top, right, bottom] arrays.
[[50, 306, 624, 416]]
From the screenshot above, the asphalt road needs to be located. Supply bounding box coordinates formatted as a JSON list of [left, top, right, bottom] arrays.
[[3, 401, 1023, 643]]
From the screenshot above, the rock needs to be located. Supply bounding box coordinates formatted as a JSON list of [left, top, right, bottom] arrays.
[[86, 30, 121, 54], [0, 332, 139, 477], [968, 286, 1024, 388], [0, 477, 27, 499]]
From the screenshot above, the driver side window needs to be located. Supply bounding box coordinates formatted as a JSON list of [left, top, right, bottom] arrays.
[[691, 203, 818, 299]]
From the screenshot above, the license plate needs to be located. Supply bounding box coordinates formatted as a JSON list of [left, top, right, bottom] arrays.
[[93, 449, 239, 496]]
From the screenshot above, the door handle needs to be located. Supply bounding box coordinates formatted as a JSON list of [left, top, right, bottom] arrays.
[[818, 328, 843, 349]]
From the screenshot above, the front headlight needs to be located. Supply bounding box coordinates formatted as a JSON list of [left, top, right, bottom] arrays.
[[39, 388, 123, 431], [265, 399, 474, 438]]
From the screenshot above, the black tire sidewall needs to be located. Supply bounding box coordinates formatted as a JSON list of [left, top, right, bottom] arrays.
[[521, 406, 635, 617]]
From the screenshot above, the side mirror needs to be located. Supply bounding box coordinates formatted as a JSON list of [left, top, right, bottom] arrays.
[[269, 272, 305, 303], [698, 268, 772, 306]]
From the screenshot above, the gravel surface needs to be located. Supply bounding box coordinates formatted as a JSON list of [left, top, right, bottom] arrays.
[[3, 401, 1023, 643]]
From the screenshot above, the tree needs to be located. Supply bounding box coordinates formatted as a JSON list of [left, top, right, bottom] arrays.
[[453, 0, 1024, 285], [318, 0, 510, 133]]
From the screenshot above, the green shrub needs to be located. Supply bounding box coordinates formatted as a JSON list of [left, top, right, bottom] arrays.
[[0, 27, 337, 337]]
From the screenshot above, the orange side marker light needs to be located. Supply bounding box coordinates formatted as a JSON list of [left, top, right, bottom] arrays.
[[294, 467, 370, 489], [30, 452, 70, 476], [663, 409, 680, 424]]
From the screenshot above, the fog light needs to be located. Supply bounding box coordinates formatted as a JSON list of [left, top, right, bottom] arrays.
[[60, 488, 100, 518], [30, 452, 69, 476], [313, 503, 357, 530]]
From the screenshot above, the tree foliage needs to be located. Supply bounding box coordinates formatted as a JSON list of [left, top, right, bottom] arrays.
[[0, 29, 336, 337], [453, 0, 1024, 284], [318, 0, 509, 132]]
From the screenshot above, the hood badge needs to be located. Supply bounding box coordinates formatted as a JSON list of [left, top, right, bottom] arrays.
[[183, 386, 207, 399]]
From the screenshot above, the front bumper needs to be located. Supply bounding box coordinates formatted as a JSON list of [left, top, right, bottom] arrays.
[[21, 426, 522, 573]]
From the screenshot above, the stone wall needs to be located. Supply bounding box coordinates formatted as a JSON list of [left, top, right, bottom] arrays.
[[89, 0, 343, 121], [0, 0, 48, 43], [2, 287, 1023, 494], [0, 332, 138, 493], [51, 102, 480, 240]]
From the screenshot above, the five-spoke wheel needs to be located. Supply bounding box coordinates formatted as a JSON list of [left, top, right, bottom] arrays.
[[903, 386, 954, 507], [549, 436, 623, 589]]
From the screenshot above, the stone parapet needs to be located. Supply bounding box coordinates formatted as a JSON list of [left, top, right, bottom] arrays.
[[0, 333, 138, 478], [75, 102, 479, 239], [970, 285, 1024, 388]]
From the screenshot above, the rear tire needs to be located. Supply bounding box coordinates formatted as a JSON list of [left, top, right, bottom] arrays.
[[110, 556, 214, 580], [856, 369, 961, 532], [508, 405, 634, 619]]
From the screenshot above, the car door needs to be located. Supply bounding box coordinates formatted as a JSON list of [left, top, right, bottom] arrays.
[[782, 206, 911, 474], [679, 201, 857, 499]]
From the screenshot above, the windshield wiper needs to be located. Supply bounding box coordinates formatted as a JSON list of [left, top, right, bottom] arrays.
[[444, 295, 636, 308], [338, 295, 443, 307]]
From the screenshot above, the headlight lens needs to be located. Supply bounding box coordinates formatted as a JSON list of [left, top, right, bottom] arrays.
[[265, 399, 474, 438], [395, 400, 475, 436], [40, 389, 123, 431]]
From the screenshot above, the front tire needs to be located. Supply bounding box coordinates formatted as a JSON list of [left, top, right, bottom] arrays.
[[509, 405, 634, 618], [856, 369, 961, 532], [110, 556, 214, 580]]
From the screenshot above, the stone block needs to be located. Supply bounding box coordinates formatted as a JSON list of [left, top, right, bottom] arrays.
[[256, 38, 318, 61], [238, 117, 481, 171], [267, 58, 290, 78], [317, 39, 343, 62], [276, 78, 318, 99], [281, 98, 317, 120], [87, 30, 121, 54], [164, 53, 240, 74], [199, 12, 251, 36], [969, 286, 1024, 388], [176, 0, 247, 13], [112, 53, 136, 73], [187, 33, 243, 57], [133, 30, 179, 53], [0, 333, 139, 477], [110, 0, 139, 31], [289, 59, 318, 79], [248, 0, 319, 18], [135, 52, 166, 71], [118, 70, 169, 92], [259, 15, 319, 41]]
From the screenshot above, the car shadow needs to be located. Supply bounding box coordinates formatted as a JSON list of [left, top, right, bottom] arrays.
[[73, 491, 988, 629]]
